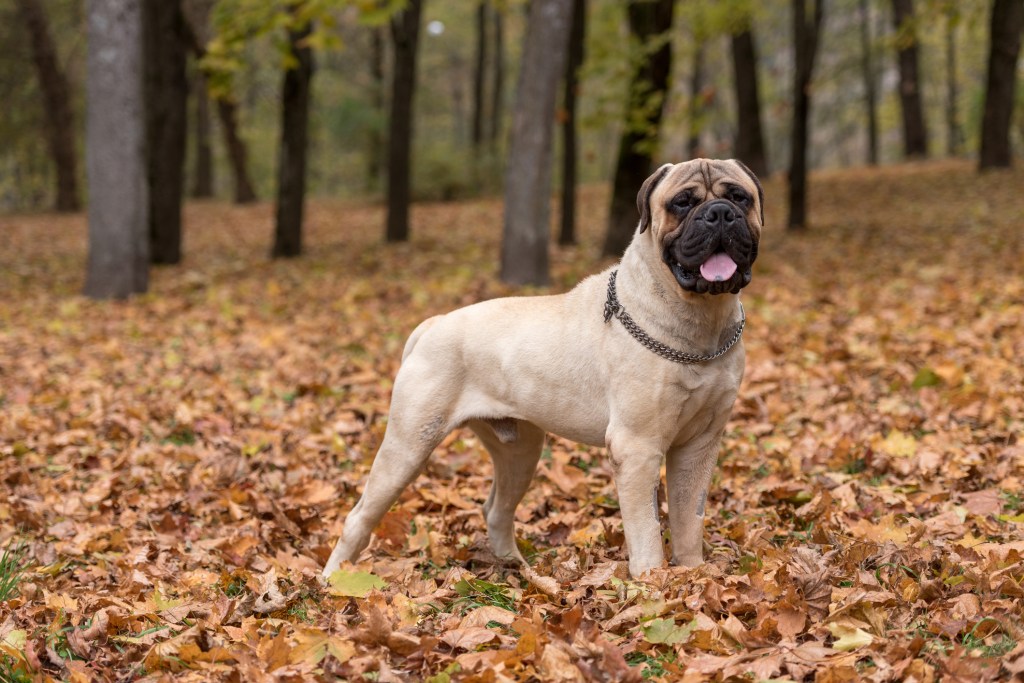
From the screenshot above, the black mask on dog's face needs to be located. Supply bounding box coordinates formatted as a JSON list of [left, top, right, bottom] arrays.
[[637, 159, 763, 296]]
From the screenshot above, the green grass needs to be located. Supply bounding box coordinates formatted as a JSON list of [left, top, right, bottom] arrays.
[[0, 654, 33, 683], [626, 649, 677, 680], [450, 577, 516, 613], [0, 539, 28, 603]]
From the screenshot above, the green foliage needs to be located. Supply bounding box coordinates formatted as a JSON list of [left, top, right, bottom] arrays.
[[0, 540, 28, 604], [202, 0, 405, 98], [451, 577, 517, 613]]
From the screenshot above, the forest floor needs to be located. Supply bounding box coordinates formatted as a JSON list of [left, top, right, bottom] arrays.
[[1, 160, 1023, 682]]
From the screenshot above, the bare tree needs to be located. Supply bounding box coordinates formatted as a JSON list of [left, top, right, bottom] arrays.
[[84, 0, 148, 298], [472, 1, 488, 148], [490, 4, 505, 149], [192, 72, 215, 198], [944, 7, 963, 157], [272, 20, 315, 258], [366, 25, 386, 193], [15, 0, 80, 212], [501, 0, 574, 285], [891, 0, 928, 158], [788, 0, 824, 231], [859, 0, 879, 165], [386, 0, 423, 243], [687, 41, 704, 159], [144, 0, 190, 265], [559, 0, 586, 246], [731, 25, 767, 176], [979, 0, 1023, 170], [216, 99, 258, 203], [602, 0, 675, 257]]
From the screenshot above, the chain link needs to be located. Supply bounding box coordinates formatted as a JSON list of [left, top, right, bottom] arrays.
[[603, 270, 745, 364]]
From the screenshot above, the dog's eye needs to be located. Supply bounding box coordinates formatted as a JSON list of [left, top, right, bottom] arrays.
[[669, 192, 697, 214], [728, 190, 751, 206]]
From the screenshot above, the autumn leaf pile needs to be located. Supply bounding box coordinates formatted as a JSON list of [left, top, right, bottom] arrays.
[[1, 160, 1023, 682]]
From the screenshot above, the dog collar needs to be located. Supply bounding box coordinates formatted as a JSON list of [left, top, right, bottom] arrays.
[[603, 270, 745, 364]]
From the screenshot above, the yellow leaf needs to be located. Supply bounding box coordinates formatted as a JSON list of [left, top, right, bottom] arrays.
[[875, 429, 917, 458], [828, 622, 873, 651], [326, 569, 386, 597]]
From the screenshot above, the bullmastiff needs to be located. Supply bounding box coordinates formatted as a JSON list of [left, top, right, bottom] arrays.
[[323, 158, 763, 579]]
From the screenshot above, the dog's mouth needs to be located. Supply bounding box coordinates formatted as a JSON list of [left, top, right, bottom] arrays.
[[665, 252, 751, 295]]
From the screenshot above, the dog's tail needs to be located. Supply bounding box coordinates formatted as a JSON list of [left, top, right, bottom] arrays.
[[402, 315, 443, 363]]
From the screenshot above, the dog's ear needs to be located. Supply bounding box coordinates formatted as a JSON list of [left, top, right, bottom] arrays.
[[730, 159, 764, 226], [636, 163, 673, 233]]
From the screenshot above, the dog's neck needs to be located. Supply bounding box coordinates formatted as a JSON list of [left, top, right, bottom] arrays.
[[616, 239, 742, 357]]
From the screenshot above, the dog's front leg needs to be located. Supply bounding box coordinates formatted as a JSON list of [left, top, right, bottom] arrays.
[[665, 428, 724, 567], [607, 434, 666, 578]]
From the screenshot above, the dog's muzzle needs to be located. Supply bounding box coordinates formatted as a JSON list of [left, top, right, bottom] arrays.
[[664, 199, 758, 295]]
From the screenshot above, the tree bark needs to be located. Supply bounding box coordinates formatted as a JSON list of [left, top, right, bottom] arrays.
[[891, 0, 928, 159], [687, 41, 704, 160], [85, 0, 148, 298], [944, 11, 963, 157], [731, 28, 767, 177], [559, 0, 586, 246], [501, 0, 574, 285], [859, 0, 879, 165], [144, 0, 189, 265], [216, 99, 258, 203], [272, 21, 315, 258], [979, 0, 1023, 170], [366, 25, 385, 192], [15, 0, 81, 212], [472, 1, 488, 148], [386, 0, 423, 243], [192, 72, 214, 197], [787, 0, 824, 231], [602, 0, 675, 258], [489, 4, 505, 149]]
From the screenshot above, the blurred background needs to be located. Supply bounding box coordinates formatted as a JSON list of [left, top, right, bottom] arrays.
[[2, 1, 1020, 274]]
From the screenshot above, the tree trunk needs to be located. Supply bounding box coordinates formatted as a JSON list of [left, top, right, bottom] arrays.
[[891, 0, 928, 158], [192, 72, 214, 197], [217, 98, 258, 203], [979, 0, 1024, 170], [787, 0, 824, 231], [687, 41, 704, 160], [489, 4, 505, 149], [366, 25, 385, 193], [386, 0, 423, 243], [859, 0, 879, 165], [272, 21, 315, 258], [501, 0, 574, 285], [144, 0, 189, 265], [602, 0, 675, 258], [85, 0, 148, 298], [731, 28, 767, 177], [559, 0, 586, 246], [944, 12, 963, 157], [15, 0, 80, 212], [472, 1, 488, 148]]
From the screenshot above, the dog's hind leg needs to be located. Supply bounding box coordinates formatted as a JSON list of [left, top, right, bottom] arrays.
[[469, 419, 545, 565], [322, 364, 452, 579]]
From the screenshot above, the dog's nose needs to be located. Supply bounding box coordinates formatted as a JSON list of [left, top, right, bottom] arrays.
[[700, 200, 738, 227]]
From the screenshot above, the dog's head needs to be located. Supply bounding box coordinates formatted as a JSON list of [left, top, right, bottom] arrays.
[[637, 159, 763, 295]]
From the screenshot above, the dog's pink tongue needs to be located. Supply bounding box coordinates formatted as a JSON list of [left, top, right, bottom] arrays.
[[699, 253, 738, 282]]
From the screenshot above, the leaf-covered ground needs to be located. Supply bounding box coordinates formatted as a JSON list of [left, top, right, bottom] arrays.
[[1, 160, 1023, 682]]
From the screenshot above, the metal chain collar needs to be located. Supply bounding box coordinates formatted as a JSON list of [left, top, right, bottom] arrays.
[[603, 270, 745, 365]]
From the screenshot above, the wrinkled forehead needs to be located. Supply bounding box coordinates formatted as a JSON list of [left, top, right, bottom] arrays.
[[655, 159, 756, 200]]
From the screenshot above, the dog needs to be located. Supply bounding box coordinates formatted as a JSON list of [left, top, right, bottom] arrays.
[[322, 158, 763, 579]]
